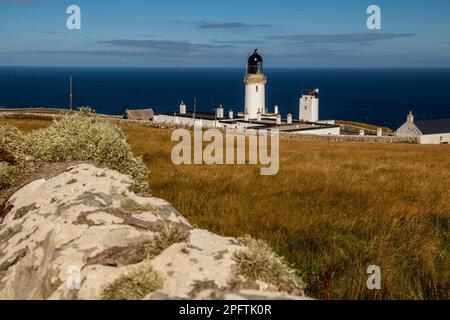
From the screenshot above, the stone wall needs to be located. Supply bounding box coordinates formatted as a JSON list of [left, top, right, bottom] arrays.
[[0, 163, 307, 300]]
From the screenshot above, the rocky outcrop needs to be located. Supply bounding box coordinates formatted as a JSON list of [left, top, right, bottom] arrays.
[[0, 163, 306, 300]]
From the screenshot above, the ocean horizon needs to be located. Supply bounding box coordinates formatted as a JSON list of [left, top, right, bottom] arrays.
[[1, 67, 450, 129]]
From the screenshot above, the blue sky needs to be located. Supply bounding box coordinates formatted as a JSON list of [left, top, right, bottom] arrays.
[[1, 0, 449, 67]]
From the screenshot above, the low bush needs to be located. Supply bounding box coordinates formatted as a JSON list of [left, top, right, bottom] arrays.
[[0, 125, 26, 161], [0, 112, 149, 206], [120, 198, 155, 213], [233, 236, 304, 295], [101, 266, 163, 300], [146, 224, 190, 259]]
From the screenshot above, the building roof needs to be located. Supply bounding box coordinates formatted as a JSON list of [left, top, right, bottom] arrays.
[[125, 109, 154, 120], [415, 119, 450, 135], [247, 121, 340, 132], [157, 111, 237, 121], [247, 49, 263, 74], [248, 49, 263, 64]]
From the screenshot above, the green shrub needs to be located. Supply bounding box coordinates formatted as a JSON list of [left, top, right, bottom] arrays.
[[146, 224, 190, 259], [0, 162, 32, 190], [101, 266, 163, 300], [120, 198, 155, 213], [233, 236, 304, 295], [0, 125, 27, 162], [0, 112, 149, 195], [0, 126, 32, 207], [78, 106, 96, 116]]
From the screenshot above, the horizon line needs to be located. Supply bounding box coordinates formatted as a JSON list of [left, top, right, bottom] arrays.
[[1, 66, 450, 70]]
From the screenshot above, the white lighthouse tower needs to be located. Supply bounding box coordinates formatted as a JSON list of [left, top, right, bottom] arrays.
[[244, 49, 267, 119]]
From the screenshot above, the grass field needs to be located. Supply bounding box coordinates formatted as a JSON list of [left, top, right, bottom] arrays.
[[1, 119, 449, 300], [335, 120, 393, 133], [0, 119, 51, 132]]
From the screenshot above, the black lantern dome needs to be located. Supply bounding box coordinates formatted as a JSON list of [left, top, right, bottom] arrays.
[[247, 49, 263, 74]]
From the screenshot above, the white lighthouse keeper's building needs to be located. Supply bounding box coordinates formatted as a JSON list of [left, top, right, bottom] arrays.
[[244, 49, 267, 119], [396, 111, 450, 144]]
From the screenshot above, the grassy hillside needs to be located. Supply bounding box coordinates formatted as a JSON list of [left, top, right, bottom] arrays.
[[1, 119, 449, 300]]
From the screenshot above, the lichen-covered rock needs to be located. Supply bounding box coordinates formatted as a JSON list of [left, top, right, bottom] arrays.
[[0, 163, 306, 300]]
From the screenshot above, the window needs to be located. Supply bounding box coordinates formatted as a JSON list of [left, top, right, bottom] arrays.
[[256, 85, 259, 92]]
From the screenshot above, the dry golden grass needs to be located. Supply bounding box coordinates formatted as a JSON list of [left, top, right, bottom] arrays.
[[122, 125, 449, 300], [0, 119, 51, 132], [336, 120, 393, 133], [0, 108, 66, 115], [2, 119, 449, 300]]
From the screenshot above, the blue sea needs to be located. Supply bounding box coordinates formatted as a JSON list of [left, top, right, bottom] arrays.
[[1, 67, 450, 129]]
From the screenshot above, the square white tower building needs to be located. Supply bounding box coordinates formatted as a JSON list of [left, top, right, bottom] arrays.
[[299, 89, 319, 122]]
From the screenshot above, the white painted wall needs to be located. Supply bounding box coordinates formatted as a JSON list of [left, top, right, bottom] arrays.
[[154, 115, 340, 136], [273, 126, 340, 136], [317, 120, 335, 125], [396, 114, 450, 144], [292, 127, 340, 136], [396, 122, 421, 137], [299, 95, 319, 122], [154, 114, 217, 128], [245, 82, 265, 119], [420, 133, 450, 144]]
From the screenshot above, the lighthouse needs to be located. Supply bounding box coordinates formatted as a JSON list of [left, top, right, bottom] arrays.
[[244, 49, 267, 119]]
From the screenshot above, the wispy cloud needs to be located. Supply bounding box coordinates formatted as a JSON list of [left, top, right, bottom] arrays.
[[37, 50, 153, 57], [210, 39, 266, 45], [36, 49, 242, 60], [268, 33, 415, 43], [276, 48, 361, 59], [198, 22, 271, 29], [97, 39, 232, 53], [173, 20, 272, 30]]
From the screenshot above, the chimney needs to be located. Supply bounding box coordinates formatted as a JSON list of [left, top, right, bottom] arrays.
[[407, 111, 414, 123], [287, 113, 293, 124], [179, 101, 186, 114], [229, 109, 234, 119], [216, 104, 224, 119], [377, 128, 383, 137], [276, 113, 281, 125], [274, 105, 279, 115], [244, 112, 249, 121], [257, 111, 262, 122]]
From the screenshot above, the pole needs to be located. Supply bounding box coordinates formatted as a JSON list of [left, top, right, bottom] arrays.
[[193, 98, 197, 124], [69, 75, 73, 111]]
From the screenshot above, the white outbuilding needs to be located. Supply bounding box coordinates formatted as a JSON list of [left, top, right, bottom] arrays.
[[396, 111, 450, 144], [299, 89, 319, 122]]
